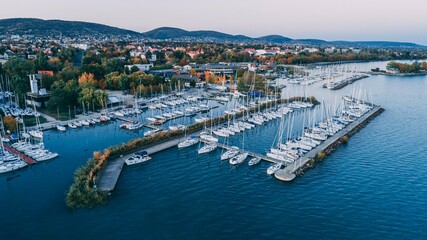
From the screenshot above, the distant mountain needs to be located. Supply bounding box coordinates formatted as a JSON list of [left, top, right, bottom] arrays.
[[143, 27, 426, 49], [0, 18, 425, 49], [0, 18, 140, 37], [255, 35, 292, 44], [143, 27, 251, 41], [331, 41, 425, 49]]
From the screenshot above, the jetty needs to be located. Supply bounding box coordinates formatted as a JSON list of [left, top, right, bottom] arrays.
[[96, 136, 187, 192], [275, 105, 384, 182], [199, 139, 285, 164], [3, 144, 37, 164]]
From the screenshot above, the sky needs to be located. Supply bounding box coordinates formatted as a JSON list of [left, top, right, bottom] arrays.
[[2, 0, 427, 45]]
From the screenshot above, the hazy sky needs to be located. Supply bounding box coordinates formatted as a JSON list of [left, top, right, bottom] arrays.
[[2, 0, 427, 44]]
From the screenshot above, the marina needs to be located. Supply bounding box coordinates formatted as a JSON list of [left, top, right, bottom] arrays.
[[1, 2, 427, 238], [275, 105, 384, 181], [0, 56, 425, 239], [95, 91, 382, 192]]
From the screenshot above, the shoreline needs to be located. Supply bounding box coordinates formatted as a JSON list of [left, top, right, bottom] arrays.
[[367, 71, 427, 76]]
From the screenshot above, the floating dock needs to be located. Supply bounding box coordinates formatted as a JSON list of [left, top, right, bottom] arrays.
[[275, 105, 384, 182], [3, 144, 37, 164]]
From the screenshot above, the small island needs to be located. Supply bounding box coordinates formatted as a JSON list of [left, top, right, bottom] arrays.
[[371, 61, 427, 76]]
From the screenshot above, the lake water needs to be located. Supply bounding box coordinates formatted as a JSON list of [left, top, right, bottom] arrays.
[[1, 61, 426, 240]]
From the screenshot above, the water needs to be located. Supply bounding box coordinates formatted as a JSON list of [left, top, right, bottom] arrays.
[[1, 61, 427, 239]]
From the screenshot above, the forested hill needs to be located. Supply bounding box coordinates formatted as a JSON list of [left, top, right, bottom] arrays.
[[1, 18, 425, 49], [0, 18, 140, 37]]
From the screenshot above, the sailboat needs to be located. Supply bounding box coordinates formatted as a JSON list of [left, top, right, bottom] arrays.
[[178, 136, 199, 149], [220, 146, 239, 160], [198, 143, 217, 154], [199, 109, 218, 143], [229, 123, 248, 165], [29, 103, 43, 139]]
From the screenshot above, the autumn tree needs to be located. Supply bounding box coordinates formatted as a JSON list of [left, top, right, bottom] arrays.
[[78, 73, 97, 88], [3, 116, 17, 132]]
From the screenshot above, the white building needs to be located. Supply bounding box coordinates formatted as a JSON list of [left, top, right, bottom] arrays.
[[324, 47, 336, 53], [125, 64, 154, 72]]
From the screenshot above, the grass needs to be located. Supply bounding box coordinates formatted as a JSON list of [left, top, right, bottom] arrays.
[[37, 107, 79, 121], [23, 116, 47, 126]]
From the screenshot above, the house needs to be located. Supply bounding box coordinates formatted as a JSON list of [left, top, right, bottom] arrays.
[[130, 50, 141, 57], [187, 51, 198, 59], [324, 47, 336, 53], [37, 70, 54, 76], [386, 68, 400, 74], [27, 54, 37, 60], [125, 64, 154, 72]]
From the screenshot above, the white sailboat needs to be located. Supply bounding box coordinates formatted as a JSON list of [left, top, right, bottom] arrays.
[[198, 143, 217, 154]]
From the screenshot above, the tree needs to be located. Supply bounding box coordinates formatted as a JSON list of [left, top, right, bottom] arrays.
[[59, 67, 80, 81], [3, 57, 34, 104], [236, 68, 245, 78], [103, 58, 125, 74], [78, 73, 97, 88], [118, 74, 130, 91], [130, 66, 139, 73], [34, 52, 49, 71], [47, 79, 79, 109], [3, 116, 17, 132]]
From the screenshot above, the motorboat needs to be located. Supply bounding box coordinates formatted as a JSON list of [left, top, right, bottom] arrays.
[[267, 163, 282, 175], [144, 128, 161, 137], [248, 157, 261, 166], [125, 151, 151, 165], [56, 125, 66, 131]]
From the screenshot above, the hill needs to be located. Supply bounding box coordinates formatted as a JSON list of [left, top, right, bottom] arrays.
[[143, 27, 251, 42], [0, 18, 140, 37], [1, 18, 425, 49]]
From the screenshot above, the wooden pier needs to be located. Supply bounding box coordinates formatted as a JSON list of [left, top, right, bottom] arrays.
[[275, 105, 384, 182], [3, 144, 37, 164]]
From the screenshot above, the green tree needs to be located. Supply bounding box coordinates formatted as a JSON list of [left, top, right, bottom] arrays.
[[103, 58, 125, 74], [34, 52, 49, 71]]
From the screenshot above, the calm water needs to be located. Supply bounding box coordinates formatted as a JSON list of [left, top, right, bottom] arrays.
[[1, 61, 426, 240]]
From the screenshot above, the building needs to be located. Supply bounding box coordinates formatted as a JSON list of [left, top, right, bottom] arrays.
[[191, 63, 241, 76], [172, 74, 200, 82], [26, 74, 51, 108], [324, 47, 336, 53], [386, 68, 400, 74], [125, 64, 154, 72]]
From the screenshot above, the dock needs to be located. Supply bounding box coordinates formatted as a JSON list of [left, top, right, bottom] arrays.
[[199, 139, 284, 164], [96, 136, 187, 192], [3, 144, 37, 164], [275, 105, 384, 182]]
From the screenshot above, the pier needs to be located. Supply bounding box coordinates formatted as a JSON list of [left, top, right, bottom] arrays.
[[96, 136, 187, 192], [199, 139, 284, 164], [3, 144, 37, 164], [275, 105, 384, 182]]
